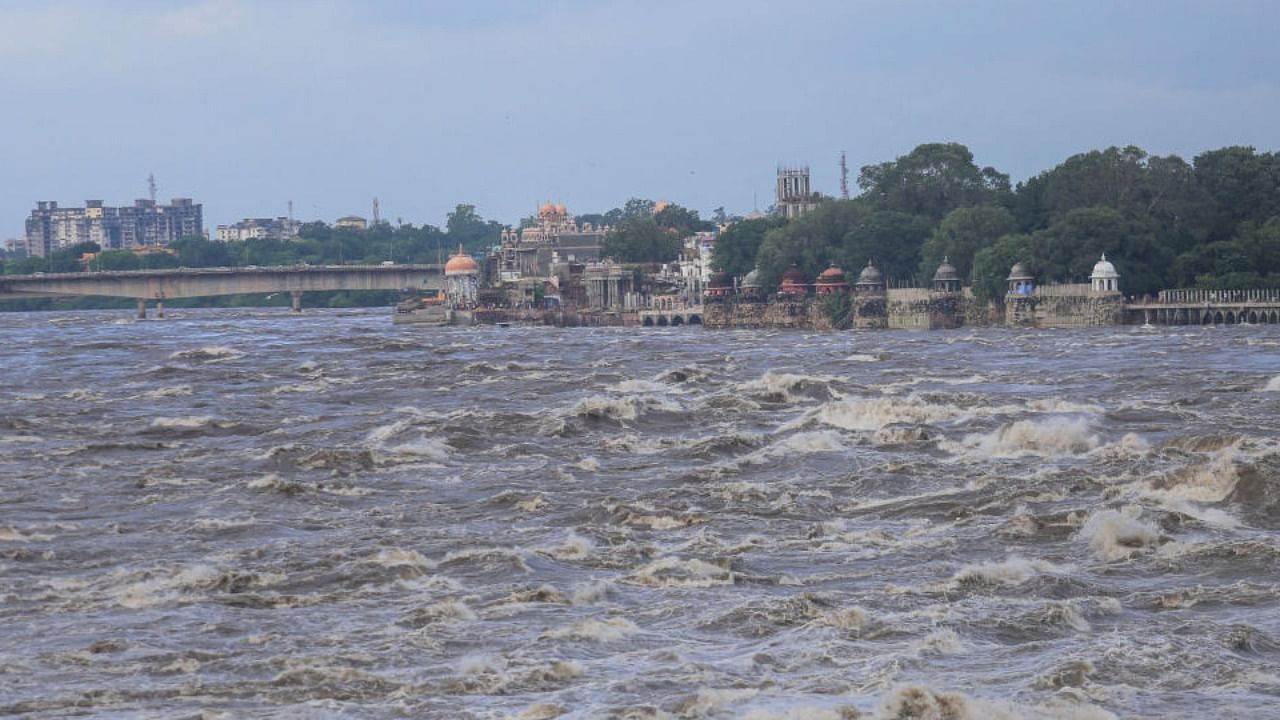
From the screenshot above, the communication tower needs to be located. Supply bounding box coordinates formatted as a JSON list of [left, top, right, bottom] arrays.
[[147, 173, 157, 203], [840, 151, 849, 200], [372, 197, 381, 226]]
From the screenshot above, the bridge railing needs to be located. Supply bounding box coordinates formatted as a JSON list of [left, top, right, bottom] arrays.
[[1156, 288, 1280, 304]]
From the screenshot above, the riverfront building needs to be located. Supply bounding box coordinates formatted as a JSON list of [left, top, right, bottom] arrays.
[[491, 203, 610, 283], [24, 198, 203, 257]]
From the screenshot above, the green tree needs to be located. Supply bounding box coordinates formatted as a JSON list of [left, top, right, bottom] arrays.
[[622, 198, 656, 219], [711, 216, 785, 277], [970, 233, 1034, 303], [171, 235, 233, 267], [1193, 146, 1279, 243], [919, 205, 1016, 282], [446, 204, 503, 254], [754, 199, 871, 289], [858, 143, 1010, 220], [653, 203, 714, 237], [839, 210, 933, 283], [1030, 206, 1169, 295], [600, 216, 680, 263]]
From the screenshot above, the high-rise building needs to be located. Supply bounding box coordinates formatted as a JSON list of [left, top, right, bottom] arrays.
[[776, 166, 820, 219], [23, 198, 203, 257]]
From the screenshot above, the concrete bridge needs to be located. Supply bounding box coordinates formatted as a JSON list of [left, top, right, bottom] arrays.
[[0, 264, 443, 317], [1126, 288, 1280, 326]]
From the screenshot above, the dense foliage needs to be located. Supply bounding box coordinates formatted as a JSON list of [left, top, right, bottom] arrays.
[[599, 201, 714, 264], [725, 143, 1280, 301]]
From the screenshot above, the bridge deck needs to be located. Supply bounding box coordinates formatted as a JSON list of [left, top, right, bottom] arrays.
[[1, 264, 444, 300]]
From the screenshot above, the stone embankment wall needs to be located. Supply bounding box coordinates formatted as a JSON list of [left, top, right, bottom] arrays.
[[1006, 287, 1124, 328], [707, 287, 1123, 331]]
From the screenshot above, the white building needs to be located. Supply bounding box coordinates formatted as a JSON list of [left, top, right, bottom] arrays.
[[215, 217, 302, 242], [1090, 254, 1120, 293]]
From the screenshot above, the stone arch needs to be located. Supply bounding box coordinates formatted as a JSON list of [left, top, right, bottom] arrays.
[[1203, 312, 1213, 325], [1214, 311, 1224, 324], [657, 315, 669, 326], [1249, 311, 1259, 324], [643, 316, 654, 326], [688, 314, 702, 325], [1272, 311, 1279, 324], [670, 315, 684, 326], [1226, 311, 1237, 325]]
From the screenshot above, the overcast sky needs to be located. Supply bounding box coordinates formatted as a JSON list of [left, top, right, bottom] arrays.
[[3, 0, 1278, 235]]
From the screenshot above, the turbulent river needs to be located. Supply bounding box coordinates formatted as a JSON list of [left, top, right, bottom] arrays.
[[2, 309, 1279, 719]]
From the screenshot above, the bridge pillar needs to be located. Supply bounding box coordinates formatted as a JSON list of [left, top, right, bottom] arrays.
[[291, 290, 303, 313], [156, 301, 165, 319], [136, 299, 147, 320]]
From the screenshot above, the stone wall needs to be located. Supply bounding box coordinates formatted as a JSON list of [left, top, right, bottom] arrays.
[[1004, 288, 1125, 328], [705, 287, 1124, 331]]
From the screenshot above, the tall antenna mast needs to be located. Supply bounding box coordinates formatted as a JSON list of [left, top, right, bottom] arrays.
[[147, 173, 157, 203], [839, 151, 849, 200], [372, 197, 381, 226], [287, 200, 294, 223]]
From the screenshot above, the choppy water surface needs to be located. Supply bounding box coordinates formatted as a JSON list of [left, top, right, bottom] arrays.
[[2, 309, 1279, 719]]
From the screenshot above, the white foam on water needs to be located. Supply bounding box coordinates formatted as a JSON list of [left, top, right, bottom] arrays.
[[1078, 507, 1160, 561], [0, 435, 43, 444], [676, 688, 760, 718], [540, 532, 595, 561], [569, 579, 615, 606], [950, 556, 1069, 587], [0, 527, 54, 542], [541, 616, 638, 642], [140, 385, 192, 399], [815, 394, 967, 431], [741, 706, 855, 720], [875, 685, 1118, 720], [737, 371, 843, 401], [947, 416, 1099, 459], [622, 556, 733, 588], [370, 548, 435, 574], [384, 436, 451, 461], [566, 393, 682, 421], [1264, 375, 1280, 392], [149, 415, 217, 429], [572, 456, 601, 471]]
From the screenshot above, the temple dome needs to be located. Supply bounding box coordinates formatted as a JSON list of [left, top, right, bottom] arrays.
[[933, 257, 959, 282], [742, 268, 761, 288], [555, 203, 568, 215], [1007, 262, 1034, 281], [538, 202, 557, 216], [1090, 253, 1119, 279], [444, 245, 479, 274], [817, 265, 846, 283], [781, 265, 808, 285], [857, 261, 883, 284]]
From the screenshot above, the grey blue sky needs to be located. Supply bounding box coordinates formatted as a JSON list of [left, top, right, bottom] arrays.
[[2, 0, 1278, 235]]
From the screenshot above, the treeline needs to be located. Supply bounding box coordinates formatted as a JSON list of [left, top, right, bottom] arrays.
[[597, 199, 718, 263], [713, 143, 1280, 301]]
